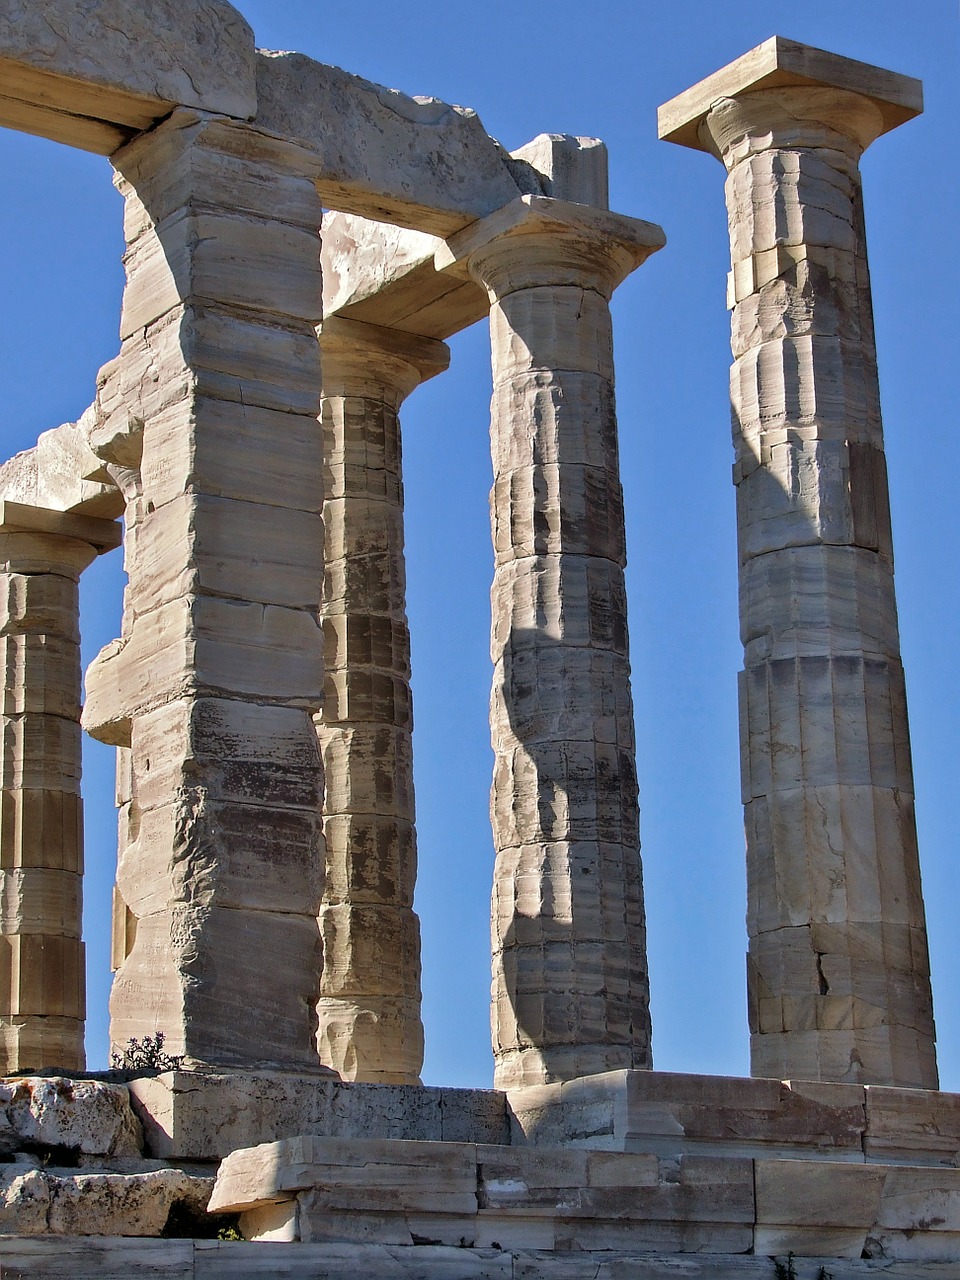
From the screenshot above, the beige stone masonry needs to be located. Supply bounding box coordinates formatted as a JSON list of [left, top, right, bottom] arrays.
[[254, 56, 523, 236], [0, 1075, 142, 1158], [127, 1070, 509, 1161], [81, 110, 330, 1072], [320, 134, 610, 342], [659, 42, 935, 1089], [0, 1165, 213, 1238], [0, 415, 121, 521], [321, 212, 481, 341], [7, 1069, 960, 1268], [317, 316, 449, 1084], [0, 505, 120, 1073], [210, 1130, 960, 1264], [0, 0, 257, 153], [211, 1133, 757, 1255], [4, 1239, 959, 1279], [658, 35, 922, 152], [439, 196, 664, 1089]]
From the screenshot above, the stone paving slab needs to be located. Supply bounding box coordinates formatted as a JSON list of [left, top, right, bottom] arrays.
[[2, 1239, 960, 1279]]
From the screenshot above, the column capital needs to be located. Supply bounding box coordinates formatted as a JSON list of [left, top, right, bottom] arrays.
[[436, 195, 665, 299], [658, 36, 922, 165], [0, 501, 122, 577], [319, 315, 450, 402]]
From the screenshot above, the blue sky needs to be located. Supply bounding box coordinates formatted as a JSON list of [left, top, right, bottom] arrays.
[[0, 0, 957, 1088]]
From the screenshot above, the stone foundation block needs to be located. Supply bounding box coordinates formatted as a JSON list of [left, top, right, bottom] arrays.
[[0, 1077, 142, 1158], [127, 1071, 509, 1160]]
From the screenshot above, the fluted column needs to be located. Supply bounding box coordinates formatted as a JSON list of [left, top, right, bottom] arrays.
[[440, 196, 664, 1089], [0, 502, 120, 1072], [317, 315, 448, 1084], [660, 39, 936, 1087]]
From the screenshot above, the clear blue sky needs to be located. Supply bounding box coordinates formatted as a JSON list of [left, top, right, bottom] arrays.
[[0, 0, 957, 1088]]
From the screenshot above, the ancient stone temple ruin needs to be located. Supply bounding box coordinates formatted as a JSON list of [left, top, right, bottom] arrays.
[[0, 3, 956, 1276]]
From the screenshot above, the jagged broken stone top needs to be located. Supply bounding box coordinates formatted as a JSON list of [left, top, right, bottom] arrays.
[[658, 34, 923, 151], [256, 51, 479, 126]]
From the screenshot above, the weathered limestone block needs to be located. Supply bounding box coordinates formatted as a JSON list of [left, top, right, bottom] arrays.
[[509, 134, 609, 208], [755, 1159, 887, 1257], [0, 1164, 211, 1236], [211, 1135, 756, 1255], [205, 1123, 960, 1265], [255, 55, 522, 235], [321, 212, 479, 340], [316, 317, 448, 1085], [863, 1084, 960, 1165], [659, 39, 935, 1089], [80, 110, 328, 1072], [508, 1071, 871, 1163], [439, 196, 663, 1089], [0, 418, 120, 521], [0, 0, 256, 154], [6, 1239, 960, 1279], [0, 1077, 142, 1159], [319, 135, 606, 341], [127, 1071, 509, 1161], [0, 506, 120, 1074]]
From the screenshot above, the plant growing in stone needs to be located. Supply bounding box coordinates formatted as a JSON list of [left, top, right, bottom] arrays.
[[110, 1032, 184, 1073], [772, 1256, 797, 1280]]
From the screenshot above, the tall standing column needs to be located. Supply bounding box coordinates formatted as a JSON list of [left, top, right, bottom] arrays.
[[0, 502, 120, 1072], [317, 315, 447, 1084], [659, 39, 937, 1087], [83, 110, 329, 1071], [440, 196, 664, 1089]]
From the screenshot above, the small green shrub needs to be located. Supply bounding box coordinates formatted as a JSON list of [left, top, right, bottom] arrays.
[[110, 1031, 185, 1072]]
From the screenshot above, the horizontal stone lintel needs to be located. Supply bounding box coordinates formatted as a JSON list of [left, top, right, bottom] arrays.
[[0, 501, 122, 554]]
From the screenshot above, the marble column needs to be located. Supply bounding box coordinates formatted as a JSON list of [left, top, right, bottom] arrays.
[[659, 39, 937, 1087], [439, 196, 664, 1089], [0, 502, 120, 1072], [317, 315, 448, 1084], [83, 110, 329, 1071]]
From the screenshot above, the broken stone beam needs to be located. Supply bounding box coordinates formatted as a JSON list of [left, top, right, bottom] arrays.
[[0, 415, 122, 522], [438, 195, 665, 1088], [0, 502, 121, 1073], [659, 37, 936, 1088], [81, 110, 331, 1072], [317, 316, 449, 1084]]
